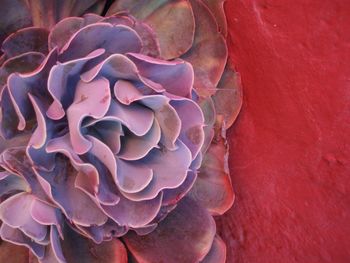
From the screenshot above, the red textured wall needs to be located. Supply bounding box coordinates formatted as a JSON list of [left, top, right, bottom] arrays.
[[221, 1, 350, 262]]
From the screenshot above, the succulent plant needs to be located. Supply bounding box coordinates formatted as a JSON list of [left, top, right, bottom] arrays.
[[0, 1, 242, 262]]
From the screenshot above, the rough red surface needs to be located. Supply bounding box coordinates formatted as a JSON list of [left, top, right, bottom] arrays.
[[221, 0, 350, 262]]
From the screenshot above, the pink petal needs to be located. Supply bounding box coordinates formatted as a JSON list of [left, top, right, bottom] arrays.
[[0, 193, 48, 242], [36, 158, 108, 227], [0, 223, 45, 259], [122, 140, 191, 201], [67, 77, 110, 154], [104, 100, 154, 136], [200, 235, 227, 263], [7, 48, 58, 130], [116, 159, 153, 193], [127, 53, 194, 98], [162, 170, 197, 206], [212, 66, 243, 128], [27, 0, 106, 29], [60, 23, 142, 61], [102, 192, 162, 228], [47, 48, 105, 120], [118, 118, 161, 161], [2, 27, 49, 58], [124, 197, 216, 263], [182, 0, 228, 97]]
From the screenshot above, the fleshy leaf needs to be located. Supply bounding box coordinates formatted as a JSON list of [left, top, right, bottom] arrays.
[[0, 224, 45, 259], [2, 27, 49, 58], [0, 0, 32, 48], [0, 240, 30, 263], [61, 224, 128, 263], [202, 0, 228, 37], [189, 116, 235, 215], [27, 0, 106, 29], [122, 140, 191, 202], [212, 66, 243, 128], [107, 0, 195, 59], [182, 0, 228, 97], [124, 197, 216, 263], [200, 235, 227, 263], [49, 14, 103, 51]]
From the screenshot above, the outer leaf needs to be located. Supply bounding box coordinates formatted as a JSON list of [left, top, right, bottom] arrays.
[[0, 0, 32, 48], [189, 116, 235, 215], [107, 0, 195, 59], [200, 235, 227, 263], [124, 197, 216, 263], [202, 0, 228, 37], [27, 0, 106, 29], [60, 224, 128, 263], [182, 0, 228, 97], [0, 240, 30, 263], [212, 66, 243, 129]]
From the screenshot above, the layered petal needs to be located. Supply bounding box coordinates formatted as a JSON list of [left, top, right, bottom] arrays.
[[124, 197, 216, 263], [107, 0, 195, 59], [182, 0, 228, 97]]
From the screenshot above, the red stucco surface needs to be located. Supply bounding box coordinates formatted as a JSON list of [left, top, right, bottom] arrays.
[[220, 1, 350, 262]]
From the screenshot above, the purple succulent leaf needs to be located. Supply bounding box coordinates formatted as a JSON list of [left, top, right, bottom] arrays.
[[7, 48, 58, 130], [2, 27, 49, 58], [85, 121, 123, 154], [107, 0, 195, 60], [60, 223, 128, 263], [212, 66, 243, 129], [133, 21, 161, 58], [0, 193, 48, 242], [101, 14, 134, 26], [59, 23, 142, 61], [127, 53, 194, 98], [116, 159, 153, 193], [75, 219, 127, 243], [66, 77, 110, 154], [27, 0, 106, 29], [0, 131, 32, 153], [0, 223, 45, 259], [0, 87, 20, 139], [121, 140, 191, 202], [46, 48, 105, 120], [0, 0, 32, 48], [202, 0, 228, 37], [182, 0, 228, 97], [123, 197, 216, 263], [0, 148, 49, 201], [48, 14, 103, 51], [0, 52, 45, 86], [49, 226, 66, 263], [162, 170, 197, 206], [122, 94, 181, 150], [103, 99, 154, 137], [170, 99, 205, 160], [0, 172, 28, 198], [102, 192, 163, 228], [30, 199, 63, 237], [189, 117, 235, 215], [118, 118, 161, 161], [131, 223, 158, 236], [200, 235, 227, 263], [36, 157, 108, 227]]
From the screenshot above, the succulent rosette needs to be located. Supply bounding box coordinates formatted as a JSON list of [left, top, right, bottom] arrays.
[[0, 0, 242, 262]]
